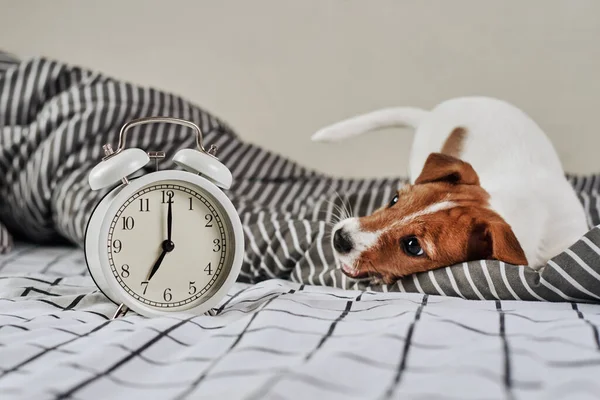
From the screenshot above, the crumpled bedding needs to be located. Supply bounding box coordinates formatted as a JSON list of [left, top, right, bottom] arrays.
[[0, 53, 599, 301]]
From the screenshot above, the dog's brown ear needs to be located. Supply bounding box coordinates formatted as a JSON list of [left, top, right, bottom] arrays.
[[415, 153, 480, 186], [467, 221, 528, 266]]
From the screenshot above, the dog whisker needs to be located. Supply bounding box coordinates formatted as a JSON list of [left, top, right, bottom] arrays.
[[333, 190, 353, 221], [324, 198, 345, 225]]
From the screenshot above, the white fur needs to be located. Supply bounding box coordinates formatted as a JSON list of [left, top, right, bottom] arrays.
[[314, 96, 588, 269], [334, 201, 457, 269], [312, 107, 427, 142], [332, 217, 380, 272], [392, 201, 456, 227]]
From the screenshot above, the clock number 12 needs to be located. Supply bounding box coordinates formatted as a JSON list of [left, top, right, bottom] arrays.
[[162, 190, 174, 204]]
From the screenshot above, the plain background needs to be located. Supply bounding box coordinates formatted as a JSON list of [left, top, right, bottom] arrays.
[[1, 0, 598, 178]]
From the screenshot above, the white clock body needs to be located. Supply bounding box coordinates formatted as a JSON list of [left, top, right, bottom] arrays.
[[85, 170, 244, 317]]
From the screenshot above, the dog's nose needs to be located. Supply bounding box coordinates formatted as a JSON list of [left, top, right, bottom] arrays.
[[333, 229, 354, 254]]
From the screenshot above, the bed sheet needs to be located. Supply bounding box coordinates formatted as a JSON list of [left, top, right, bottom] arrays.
[[1, 245, 600, 400]]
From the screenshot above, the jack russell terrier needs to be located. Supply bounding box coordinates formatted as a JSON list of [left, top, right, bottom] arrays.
[[312, 96, 588, 285]]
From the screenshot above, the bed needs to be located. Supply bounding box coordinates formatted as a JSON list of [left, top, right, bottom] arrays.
[[1, 53, 600, 399], [2, 244, 600, 399]]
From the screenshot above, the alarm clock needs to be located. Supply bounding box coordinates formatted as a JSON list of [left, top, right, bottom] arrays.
[[84, 117, 244, 318]]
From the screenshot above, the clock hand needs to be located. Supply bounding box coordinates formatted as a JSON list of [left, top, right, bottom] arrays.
[[167, 197, 173, 243], [148, 199, 176, 282], [147, 247, 168, 281]]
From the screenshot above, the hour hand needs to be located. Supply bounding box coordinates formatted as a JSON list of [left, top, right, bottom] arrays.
[[147, 248, 168, 281], [147, 238, 175, 281]]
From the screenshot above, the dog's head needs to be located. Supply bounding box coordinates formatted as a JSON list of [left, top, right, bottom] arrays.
[[332, 153, 527, 284]]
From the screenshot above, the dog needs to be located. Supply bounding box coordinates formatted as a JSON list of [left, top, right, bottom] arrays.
[[312, 96, 588, 284]]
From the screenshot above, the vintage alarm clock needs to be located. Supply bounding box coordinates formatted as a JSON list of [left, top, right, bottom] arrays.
[[84, 117, 244, 318]]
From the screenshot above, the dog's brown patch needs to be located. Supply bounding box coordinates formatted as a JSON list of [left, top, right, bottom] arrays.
[[441, 127, 467, 158], [414, 152, 480, 186], [342, 153, 527, 284]]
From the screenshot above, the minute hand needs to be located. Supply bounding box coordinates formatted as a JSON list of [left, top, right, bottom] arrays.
[[167, 198, 173, 242]]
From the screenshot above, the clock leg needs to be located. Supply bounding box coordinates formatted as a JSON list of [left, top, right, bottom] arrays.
[[112, 303, 130, 319]]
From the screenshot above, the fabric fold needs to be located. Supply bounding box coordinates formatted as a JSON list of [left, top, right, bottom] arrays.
[[1, 55, 599, 302]]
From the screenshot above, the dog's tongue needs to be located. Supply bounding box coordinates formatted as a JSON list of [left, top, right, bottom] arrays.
[[341, 263, 363, 278]]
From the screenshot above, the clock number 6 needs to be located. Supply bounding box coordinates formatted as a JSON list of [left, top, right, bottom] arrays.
[[163, 288, 172, 302]]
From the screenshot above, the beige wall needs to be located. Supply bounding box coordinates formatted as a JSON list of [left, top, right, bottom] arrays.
[[1, 0, 599, 178]]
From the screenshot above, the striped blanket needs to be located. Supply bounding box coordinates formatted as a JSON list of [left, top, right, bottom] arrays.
[[0, 53, 599, 302]]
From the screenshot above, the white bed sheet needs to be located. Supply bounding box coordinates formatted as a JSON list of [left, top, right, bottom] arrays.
[[1, 244, 600, 400]]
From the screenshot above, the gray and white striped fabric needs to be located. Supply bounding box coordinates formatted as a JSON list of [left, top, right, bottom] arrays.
[[0, 51, 19, 253], [1, 54, 599, 302]]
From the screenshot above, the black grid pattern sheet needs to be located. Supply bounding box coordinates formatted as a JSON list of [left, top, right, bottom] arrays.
[[1, 244, 600, 400]]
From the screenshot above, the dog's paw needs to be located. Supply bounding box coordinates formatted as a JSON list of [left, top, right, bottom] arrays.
[[369, 274, 403, 286], [368, 276, 386, 286]]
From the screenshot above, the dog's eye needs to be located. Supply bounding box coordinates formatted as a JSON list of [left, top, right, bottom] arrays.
[[401, 236, 424, 257], [388, 194, 399, 208]]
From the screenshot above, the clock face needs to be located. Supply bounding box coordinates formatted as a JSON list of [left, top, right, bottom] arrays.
[[106, 180, 234, 310]]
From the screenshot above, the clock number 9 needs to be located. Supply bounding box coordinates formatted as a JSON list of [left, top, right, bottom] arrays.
[[112, 239, 122, 253], [163, 288, 172, 302]]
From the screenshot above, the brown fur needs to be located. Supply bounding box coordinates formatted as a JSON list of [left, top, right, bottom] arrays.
[[415, 153, 480, 186], [345, 153, 527, 284], [441, 127, 467, 158]]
